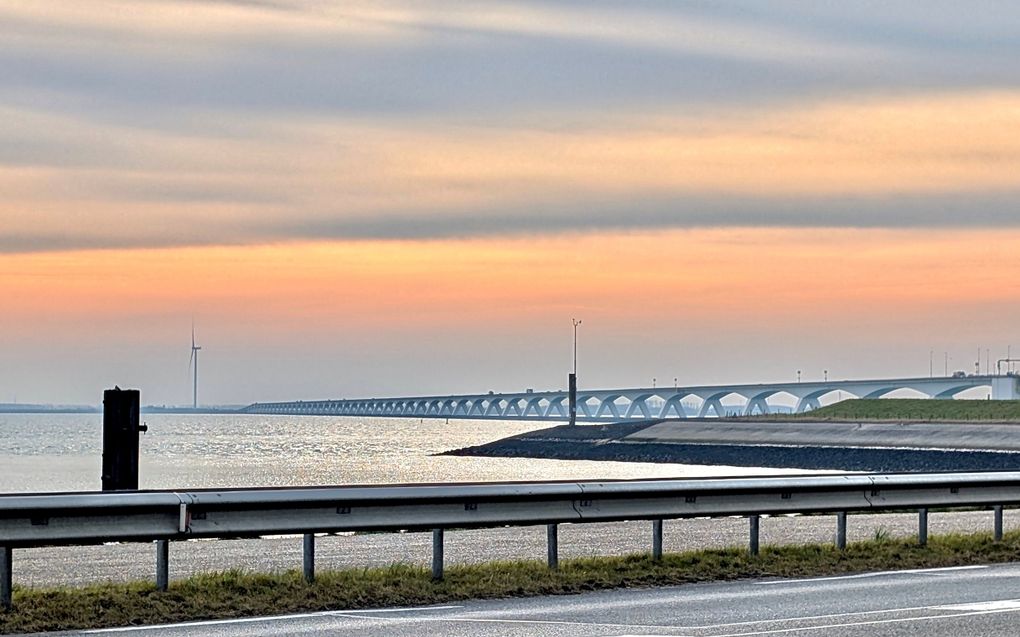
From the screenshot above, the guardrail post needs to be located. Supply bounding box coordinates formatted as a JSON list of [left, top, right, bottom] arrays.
[[918, 508, 928, 546], [749, 515, 760, 556], [303, 533, 315, 583], [432, 529, 444, 581], [155, 540, 169, 591], [547, 524, 559, 570], [1, 546, 11, 611], [994, 505, 1004, 541], [836, 512, 847, 550], [652, 519, 663, 560]]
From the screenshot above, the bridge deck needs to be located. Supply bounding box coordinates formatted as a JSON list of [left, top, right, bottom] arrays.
[[242, 375, 1019, 420]]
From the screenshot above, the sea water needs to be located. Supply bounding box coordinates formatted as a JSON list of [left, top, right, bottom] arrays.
[[0, 413, 797, 493]]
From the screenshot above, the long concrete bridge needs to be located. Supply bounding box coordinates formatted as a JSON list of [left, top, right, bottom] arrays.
[[241, 374, 1020, 421]]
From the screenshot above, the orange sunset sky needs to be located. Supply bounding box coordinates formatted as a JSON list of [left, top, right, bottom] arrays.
[[2, 2, 1019, 404]]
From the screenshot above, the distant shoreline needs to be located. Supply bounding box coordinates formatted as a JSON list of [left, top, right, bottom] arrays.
[[0, 405, 243, 415]]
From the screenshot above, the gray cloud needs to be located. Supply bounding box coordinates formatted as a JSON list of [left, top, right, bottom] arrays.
[[3, 191, 1017, 255], [4, 1, 1020, 126], [3, 2, 1020, 254], [273, 191, 1020, 241]]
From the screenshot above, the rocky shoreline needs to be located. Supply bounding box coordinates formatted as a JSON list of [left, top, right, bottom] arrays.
[[442, 422, 1020, 472]]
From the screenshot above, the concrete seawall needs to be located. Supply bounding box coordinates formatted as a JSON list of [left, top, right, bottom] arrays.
[[443, 420, 1020, 472]]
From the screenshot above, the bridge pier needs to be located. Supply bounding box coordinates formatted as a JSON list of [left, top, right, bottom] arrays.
[[795, 396, 822, 413], [698, 397, 725, 418], [992, 376, 1020, 400], [743, 397, 771, 417]]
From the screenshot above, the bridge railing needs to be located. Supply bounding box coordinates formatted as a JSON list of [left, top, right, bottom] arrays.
[[2, 471, 1018, 608]]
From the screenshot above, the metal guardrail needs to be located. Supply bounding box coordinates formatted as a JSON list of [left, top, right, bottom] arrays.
[[2, 472, 1019, 609]]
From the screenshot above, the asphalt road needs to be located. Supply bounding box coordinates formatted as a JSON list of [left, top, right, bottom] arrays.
[[44, 562, 1020, 636]]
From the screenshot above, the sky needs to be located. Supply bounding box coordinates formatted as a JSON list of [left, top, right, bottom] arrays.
[[1, 1, 1019, 405]]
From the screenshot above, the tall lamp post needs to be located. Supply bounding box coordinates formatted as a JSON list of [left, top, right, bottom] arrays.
[[569, 319, 581, 426]]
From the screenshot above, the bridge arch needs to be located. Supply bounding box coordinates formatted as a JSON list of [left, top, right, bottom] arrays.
[[658, 392, 694, 418], [504, 397, 526, 417], [544, 396, 567, 418], [624, 393, 655, 419], [695, 391, 745, 418], [595, 395, 623, 419], [523, 396, 546, 417], [481, 398, 501, 417], [577, 395, 597, 418], [932, 384, 978, 399], [743, 389, 783, 416]]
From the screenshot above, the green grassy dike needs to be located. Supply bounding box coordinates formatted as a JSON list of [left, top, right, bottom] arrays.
[[5, 531, 1020, 634], [784, 398, 1020, 421]]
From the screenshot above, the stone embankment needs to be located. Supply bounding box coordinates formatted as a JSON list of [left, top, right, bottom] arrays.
[[442, 420, 1020, 472]]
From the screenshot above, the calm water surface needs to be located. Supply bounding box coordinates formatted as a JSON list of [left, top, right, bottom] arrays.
[[0, 413, 799, 493]]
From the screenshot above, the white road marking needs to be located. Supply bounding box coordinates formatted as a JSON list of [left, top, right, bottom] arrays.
[[81, 595, 1020, 636], [333, 605, 463, 614], [79, 565, 1017, 635], [81, 605, 463, 633], [672, 604, 1020, 637], [415, 595, 1020, 637], [678, 602, 952, 630], [936, 599, 1020, 612], [339, 598, 1017, 635], [406, 616, 687, 631], [759, 564, 987, 585]]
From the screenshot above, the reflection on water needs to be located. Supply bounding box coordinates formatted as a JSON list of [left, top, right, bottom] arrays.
[[0, 413, 803, 493]]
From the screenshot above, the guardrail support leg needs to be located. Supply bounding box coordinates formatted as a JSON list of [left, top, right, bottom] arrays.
[[1, 546, 11, 611], [155, 540, 169, 591], [652, 519, 663, 561], [918, 508, 928, 546], [432, 529, 444, 581], [994, 505, 1004, 541], [303, 533, 315, 583], [547, 524, 559, 570], [749, 515, 760, 556], [836, 512, 847, 550]]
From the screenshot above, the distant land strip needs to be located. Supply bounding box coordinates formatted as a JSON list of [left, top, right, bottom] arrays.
[[781, 398, 1020, 422], [0, 404, 243, 414]]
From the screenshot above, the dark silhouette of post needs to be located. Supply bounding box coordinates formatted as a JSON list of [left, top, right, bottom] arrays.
[[568, 373, 577, 426], [102, 388, 147, 491], [1, 545, 11, 611], [570, 318, 581, 426]]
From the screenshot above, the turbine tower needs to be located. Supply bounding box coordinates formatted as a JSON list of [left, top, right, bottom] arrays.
[[188, 325, 202, 409]]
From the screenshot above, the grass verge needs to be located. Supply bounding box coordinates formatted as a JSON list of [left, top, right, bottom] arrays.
[[4, 530, 1020, 634], [782, 398, 1020, 421]]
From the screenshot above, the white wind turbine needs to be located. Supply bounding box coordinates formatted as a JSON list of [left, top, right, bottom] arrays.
[[188, 324, 202, 409]]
